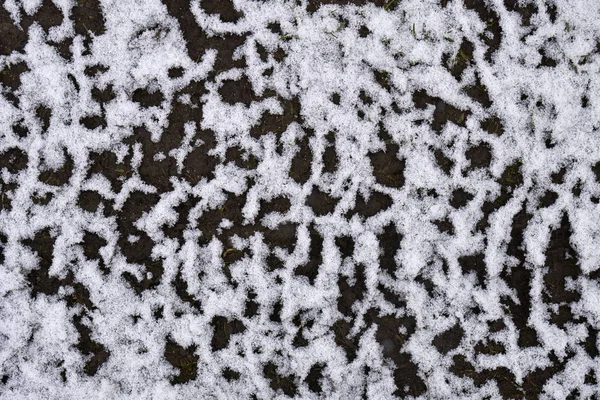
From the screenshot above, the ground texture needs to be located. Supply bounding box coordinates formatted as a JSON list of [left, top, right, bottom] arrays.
[[1, 0, 600, 398]]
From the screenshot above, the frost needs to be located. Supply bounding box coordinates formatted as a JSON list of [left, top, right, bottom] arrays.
[[0, 0, 600, 398]]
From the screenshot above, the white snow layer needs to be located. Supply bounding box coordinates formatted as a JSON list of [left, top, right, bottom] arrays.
[[0, 0, 599, 398]]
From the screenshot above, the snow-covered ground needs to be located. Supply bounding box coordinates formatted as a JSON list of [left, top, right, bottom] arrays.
[[1, 0, 600, 398]]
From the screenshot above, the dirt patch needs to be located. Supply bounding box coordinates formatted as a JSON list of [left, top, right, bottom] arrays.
[[164, 339, 199, 384]]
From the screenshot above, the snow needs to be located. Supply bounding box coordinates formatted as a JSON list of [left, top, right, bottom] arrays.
[[1, 0, 600, 398]]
